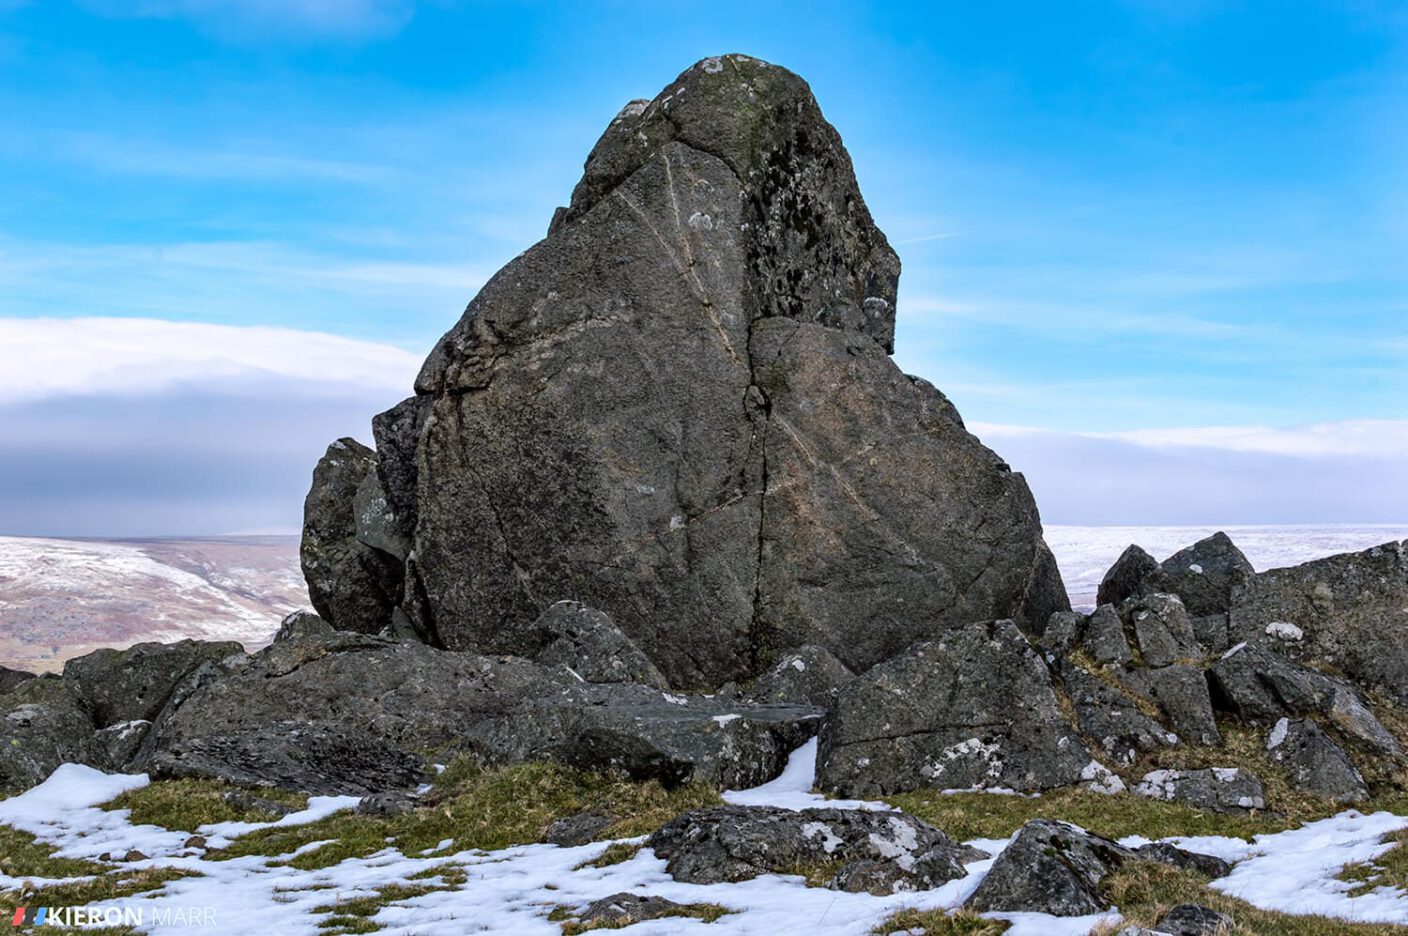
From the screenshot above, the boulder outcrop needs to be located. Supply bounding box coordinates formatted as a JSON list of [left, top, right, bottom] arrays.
[[302, 53, 1067, 689]]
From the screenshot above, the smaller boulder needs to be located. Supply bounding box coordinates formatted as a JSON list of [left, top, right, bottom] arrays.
[[1061, 663, 1178, 767], [531, 601, 667, 689], [1134, 768, 1265, 813], [274, 610, 334, 643], [1154, 904, 1234, 935], [1266, 717, 1367, 804], [0, 664, 36, 695], [1133, 843, 1231, 878], [224, 789, 298, 818], [1042, 610, 1086, 656], [1083, 604, 1134, 666], [63, 639, 244, 728], [966, 819, 1134, 916], [95, 719, 151, 769], [1147, 532, 1254, 617], [1123, 594, 1199, 668], [1123, 664, 1220, 747], [572, 893, 695, 928], [356, 791, 416, 818], [1099, 544, 1159, 608], [744, 645, 854, 706], [0, 678, 103, 792], [648, 805, 980, 895]]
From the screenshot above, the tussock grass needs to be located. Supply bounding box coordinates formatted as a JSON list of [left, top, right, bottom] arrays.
[[1095, 862, 1407, 935], [0, 824, 109, 879], [313, 882, 449, 933], [104, 778, 308, 832], [574, 842, 641, 870], [209, 758, 720, 870], [871, 909, 1010, 935], [1338, 828, 1408, 898]]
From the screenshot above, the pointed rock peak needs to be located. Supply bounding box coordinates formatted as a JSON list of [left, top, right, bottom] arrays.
[[556, 52, 900, 351]]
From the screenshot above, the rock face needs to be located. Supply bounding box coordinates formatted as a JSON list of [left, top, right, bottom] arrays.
[[816, 619, 1095, 796], [148, 622, 821, 794], [303, 53, 1066, 688], [647, 804, 981, 894], [1227, 539, 1408, 703]]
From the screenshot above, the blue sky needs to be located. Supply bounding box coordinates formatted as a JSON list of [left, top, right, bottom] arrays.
[[1, 1, 1405, 533]]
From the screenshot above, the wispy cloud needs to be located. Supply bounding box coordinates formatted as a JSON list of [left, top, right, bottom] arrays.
[[0, 317, 421, 404], [973, 419, 1408, 458], [81, 0, 418, 42]]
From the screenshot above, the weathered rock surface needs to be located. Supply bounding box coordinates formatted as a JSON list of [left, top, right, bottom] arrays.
[[529, 601, 667, 688], [0, 677, 107, 792], [967, 819, 1225, 916], [816, 619, 1095, 796], [1060, 663, 1178, 766], [62, 639, 242, 727], [1133, 768, 1265, 813], [1123, 593, 1199, 668], [1099, 544, 1159, 608], [1148, 533, 1255, 617], [1132, 843, 1231, 878], [306, 54, 1066, 688], [1209, 643, 1398, 754], [544, 812, 616, 847], [1122, 664, 1220, 747], [743, 644, 854, 706], [1083, 603, 1134, 665], [1227, 539, 1408, 703], [570, 893, 698, 928], [300, 439, 404, 635], [647, 804, 981, 894], [147, 625, 820, 794], [1266, 717, 1367, 804], [0, 664, 35, 695]]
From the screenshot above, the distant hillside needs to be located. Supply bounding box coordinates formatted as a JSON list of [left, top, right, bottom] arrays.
[[0, 535, 304, 671]]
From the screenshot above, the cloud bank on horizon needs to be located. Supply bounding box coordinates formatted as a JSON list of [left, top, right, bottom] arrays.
[[0, 2, 1404, 534]]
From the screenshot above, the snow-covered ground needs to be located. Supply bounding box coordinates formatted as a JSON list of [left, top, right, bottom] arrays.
[[1046, 524, 1408, 608], [6, 743, 1408, 935]]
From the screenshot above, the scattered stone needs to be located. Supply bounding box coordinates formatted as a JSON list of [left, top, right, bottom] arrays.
[[123, 849, 148, 862], [183, 835, 206, 850], [1148, 532, 1255, 617], [1083, 604, 1134, 666], [743, 645, 855, 706], [531, 601, 668, 689], [965, 819, 1136, 916], [1266, 717, 1367, 804], [63, 639, 243, 728], [300, 438, 404, 635], [355, 791, 416, 818], [1227, 539, 1408, 703], [1099, 544, 1159, 608], [1154, 904, 1234, 935], [544, 813, 616, 847], [816, 619, 1093, 796], [648, 805, 980, 894], [1123, 593, 1199, 668], [1133, 768, 1265, 813], [572, 893, 693, 928], [1133, 843, 1232, 878]]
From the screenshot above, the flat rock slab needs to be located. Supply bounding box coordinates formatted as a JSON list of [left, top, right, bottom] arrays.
[[1133, 768, 1266, 813], [647, 804, 983, 895]]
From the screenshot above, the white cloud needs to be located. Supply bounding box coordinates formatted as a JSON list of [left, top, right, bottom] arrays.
[[0, 317, 422, 404], [972, 419, 1408, 458], [83, 0, 416, 41]]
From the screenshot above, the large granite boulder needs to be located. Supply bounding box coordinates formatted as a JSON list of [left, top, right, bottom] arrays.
[[305, 54, 1067, 688], [647, 804, 981, 894], [815, 619, 1097, 796], [1227, 539, 1408, 703]]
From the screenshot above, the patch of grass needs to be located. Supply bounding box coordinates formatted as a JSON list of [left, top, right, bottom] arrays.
[[3, 867, 198, 909], [554, 901, 730, 934], [104, 778, 307, 832], [1095, 861, 1405, 935], [0, 823, 110, 879], [209, 758, 720, 870], [574, 842, 641, 870], [871, 908, 1010, 935], [313, 882, 442, 932], [1338, 828, 1408, 898]]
